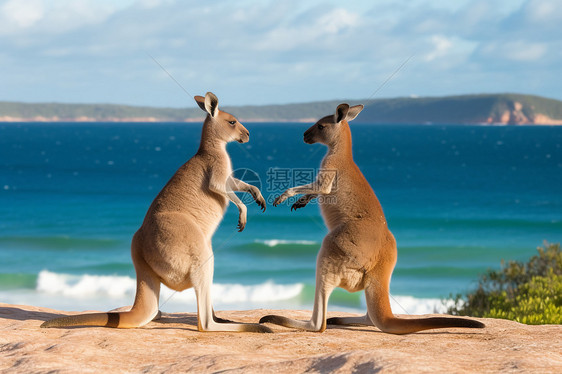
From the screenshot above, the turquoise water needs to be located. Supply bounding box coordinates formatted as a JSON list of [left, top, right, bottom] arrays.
[[0, 122, 560, 314]]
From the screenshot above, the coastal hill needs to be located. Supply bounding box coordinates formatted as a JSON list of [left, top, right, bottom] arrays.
[[1, 93, 562, 125], [1, 304, 561, 373]]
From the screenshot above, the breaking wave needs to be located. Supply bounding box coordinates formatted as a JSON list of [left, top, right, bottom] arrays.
[[36, 270, 304, 305]]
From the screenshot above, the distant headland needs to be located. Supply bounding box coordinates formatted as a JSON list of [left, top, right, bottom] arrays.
[[1, 93, 562, 125]]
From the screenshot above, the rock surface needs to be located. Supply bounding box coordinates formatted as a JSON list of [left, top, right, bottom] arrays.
[[1, 303, 561, 373]]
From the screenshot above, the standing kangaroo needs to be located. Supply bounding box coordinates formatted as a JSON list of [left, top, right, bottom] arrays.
[[260, 103, 484, 334], [42, 92, 272, 333]]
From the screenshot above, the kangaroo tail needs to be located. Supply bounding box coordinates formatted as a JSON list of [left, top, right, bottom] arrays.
[[41, 312, 121, 328], [376, 315, 484, 334], [41, 256, 160, 328], [366, 282, 484, 335], [259, 315, 309, 330]]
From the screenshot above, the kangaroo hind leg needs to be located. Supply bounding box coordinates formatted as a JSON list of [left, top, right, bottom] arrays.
[[260, 251, 337, 332], [363, 260, 415, 335], [114, 251, 161, 328], [193, 253, 272, 333]]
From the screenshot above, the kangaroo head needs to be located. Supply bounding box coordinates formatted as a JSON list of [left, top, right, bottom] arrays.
[[303, 103, 364, 146], [195, 92, 250, 144]]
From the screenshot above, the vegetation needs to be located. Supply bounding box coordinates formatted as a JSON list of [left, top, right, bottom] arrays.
[[1, 93, 561, 123], [447, 243, 562, 325]]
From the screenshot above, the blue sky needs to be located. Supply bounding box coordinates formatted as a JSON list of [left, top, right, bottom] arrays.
[[0, 0, 560, 107]]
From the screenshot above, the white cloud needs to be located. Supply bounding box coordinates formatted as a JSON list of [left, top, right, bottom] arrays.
[[0, 0, 132, 36], [254, 7, 360, 52], [525, 0, 562, 22], [479, 40, 547, 62], [136, 0, 168, 9], [424, 35, 452, 62], [1, 0, 44, 29], [508, 42, 547, 61], [317, 8, 360, 34]]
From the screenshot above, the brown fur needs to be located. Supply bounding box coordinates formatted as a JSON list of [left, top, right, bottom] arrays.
[[42, 92, 271, 333], [260, 103, 484, 334]]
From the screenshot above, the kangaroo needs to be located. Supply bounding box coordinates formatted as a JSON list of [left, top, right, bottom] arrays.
[[260, 103, 484, 334], [42, 92, 272, 333]]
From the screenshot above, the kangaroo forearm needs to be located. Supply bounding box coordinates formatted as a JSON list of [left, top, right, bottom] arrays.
[[225, 190, 245, 208], [291, 181, 332, 196], [229, 178, 252, 192]]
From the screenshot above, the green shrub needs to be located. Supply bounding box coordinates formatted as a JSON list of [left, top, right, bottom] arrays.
[[447, 242, 562, 325]]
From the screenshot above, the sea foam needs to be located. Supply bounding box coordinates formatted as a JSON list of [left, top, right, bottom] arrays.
[[36, 270, 303, 304], [37, 270, 136, 298], [389, 295, 451, 315], [256, 239, 317, 247]]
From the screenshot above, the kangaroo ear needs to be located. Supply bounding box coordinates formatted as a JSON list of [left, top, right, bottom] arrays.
[[335, 103, 350, 123], [194, 96, 206, 112], [346, 104, 364, 122], [204, 92, 219, 117]]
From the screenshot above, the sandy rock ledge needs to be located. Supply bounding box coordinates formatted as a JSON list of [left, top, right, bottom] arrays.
[[1, 303, 561, 373]]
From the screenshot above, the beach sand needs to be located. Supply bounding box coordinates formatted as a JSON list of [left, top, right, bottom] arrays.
[[1, 303, 561, 373]]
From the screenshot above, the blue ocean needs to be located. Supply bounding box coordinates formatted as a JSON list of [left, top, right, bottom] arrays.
[[1, 122, 561, 315]]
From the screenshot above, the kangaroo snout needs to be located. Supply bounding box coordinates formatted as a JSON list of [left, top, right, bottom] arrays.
[[303, 128, 315, 144], [238, 129, 250, 143]]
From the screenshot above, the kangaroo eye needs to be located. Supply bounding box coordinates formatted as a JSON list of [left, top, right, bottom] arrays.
[[228, 120, 236, 126], [318, 124, 324, 130]]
